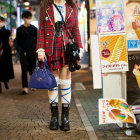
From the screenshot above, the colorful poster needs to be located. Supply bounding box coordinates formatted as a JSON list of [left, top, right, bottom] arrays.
[[96, 0, 123, 8], [97, 8, 125, 34], [90, 0, 95, 9], [127, 54, 140, 104], [99, 34, 128, 73], [133, 64, 140, 88], [126, 2, 140, 40], [99, 98, 136, 124]]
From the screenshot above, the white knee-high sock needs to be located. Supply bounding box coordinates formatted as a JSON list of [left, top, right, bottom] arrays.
[[48, 87, 58, 103], [60, 79, 71, 104], [48, 77, 59, 104], [61, 84, 71, 104]]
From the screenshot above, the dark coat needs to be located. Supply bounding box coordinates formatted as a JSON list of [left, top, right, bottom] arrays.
[[0, 27, 14, 82], [16, 25, 38, 54]]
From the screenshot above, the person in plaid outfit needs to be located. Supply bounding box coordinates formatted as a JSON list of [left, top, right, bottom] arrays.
[[37, 0, 82, 131]]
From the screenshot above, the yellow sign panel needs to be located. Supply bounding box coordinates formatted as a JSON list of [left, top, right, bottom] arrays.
[[99, 34, 128, 73], [90, 0, 95, 9]]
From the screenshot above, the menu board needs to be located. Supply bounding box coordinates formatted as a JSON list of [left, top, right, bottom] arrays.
[[127, 54, 140, 105], [99, 34, 128, 73], [99, 98, 136, 124]]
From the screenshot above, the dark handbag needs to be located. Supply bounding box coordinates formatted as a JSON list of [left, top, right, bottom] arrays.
[[29, 59, 57, 89], [53, 3, 81, 72]]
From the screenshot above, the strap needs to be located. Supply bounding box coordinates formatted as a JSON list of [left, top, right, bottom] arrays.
[[53, 3, 74, 43], [44, 58, 49, 68], [36, 58, 49, 69], [56, 5, 64, 22]]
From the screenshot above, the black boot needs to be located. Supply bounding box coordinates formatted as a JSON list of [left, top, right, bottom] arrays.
[[50, 103, 59, 130], [60, 103, 70, 131]]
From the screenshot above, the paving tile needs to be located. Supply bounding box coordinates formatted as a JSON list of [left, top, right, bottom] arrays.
[[0, 64, 89, 140], [76, 89, 140, 140], [1, 64, 140, 140], [0, 66, 90, 140]]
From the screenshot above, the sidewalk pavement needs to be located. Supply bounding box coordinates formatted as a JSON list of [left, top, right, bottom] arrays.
[[0, 64, 140, 140], [72, 68, 140, 140], [0, 65, 89, 140]]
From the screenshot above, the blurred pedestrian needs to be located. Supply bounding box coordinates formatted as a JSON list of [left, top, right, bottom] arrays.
[[0, 16, 14, 93], [16, 11, 37, 95], [37, 0, 82, 131], [13, 38, 20, 64]]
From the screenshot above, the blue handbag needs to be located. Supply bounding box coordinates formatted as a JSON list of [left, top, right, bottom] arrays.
[[29, 59, 57, 89]]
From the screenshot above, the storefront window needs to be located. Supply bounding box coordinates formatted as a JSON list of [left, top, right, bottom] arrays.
[[0, 0, 17, 30]]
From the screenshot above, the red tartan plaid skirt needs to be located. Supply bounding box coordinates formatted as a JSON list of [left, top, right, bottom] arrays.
[[47, 36, 68, 71]]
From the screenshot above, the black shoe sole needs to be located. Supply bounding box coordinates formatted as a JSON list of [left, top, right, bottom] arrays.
[[50, 127, 59, 130], [60, 125, 70, 131], [50, 124, 59, 130]]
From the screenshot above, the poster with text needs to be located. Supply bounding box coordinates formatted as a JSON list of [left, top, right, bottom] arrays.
[[99, 98, 136, 124], [96, 0, 123, 9], [127, 54, 140, 105], [97, 7, 125, 34], [126, 2, 140, 40], [99, 34, 128, 73], [133, 64, 140, 88]]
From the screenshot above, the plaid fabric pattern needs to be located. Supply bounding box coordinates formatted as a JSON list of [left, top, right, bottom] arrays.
[[47, 36, 67, 70], [37, 2, 83, 57]]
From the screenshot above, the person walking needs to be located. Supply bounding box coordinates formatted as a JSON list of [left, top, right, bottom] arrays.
[[37, 0, 82, 131], [16, 11, 38, 94], [0, 16, 14, 93]]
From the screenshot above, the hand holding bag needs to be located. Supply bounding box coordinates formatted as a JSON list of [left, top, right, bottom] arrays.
[[29, 59, 57, 89]]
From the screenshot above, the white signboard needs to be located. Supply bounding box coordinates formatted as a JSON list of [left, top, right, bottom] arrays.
[[91, 35, 102, 89]]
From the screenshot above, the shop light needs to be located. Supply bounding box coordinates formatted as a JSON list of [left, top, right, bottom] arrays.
[[24, 2, 30, 6]]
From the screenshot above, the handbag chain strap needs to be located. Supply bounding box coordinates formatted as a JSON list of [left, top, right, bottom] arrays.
[[53, 3, 74, 43]]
